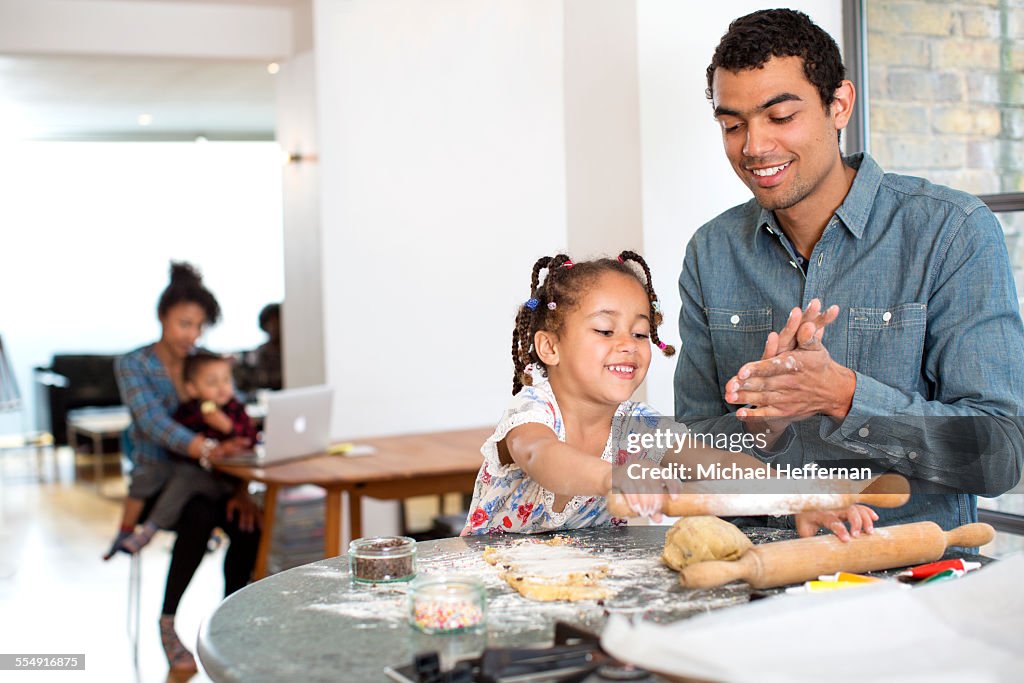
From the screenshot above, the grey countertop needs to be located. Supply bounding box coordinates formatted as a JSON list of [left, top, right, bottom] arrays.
[[197, 526, 792, 682], [197, 525, 985, 682]]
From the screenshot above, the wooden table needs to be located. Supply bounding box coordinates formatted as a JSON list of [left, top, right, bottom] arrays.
[[216, 427, 491, 579]]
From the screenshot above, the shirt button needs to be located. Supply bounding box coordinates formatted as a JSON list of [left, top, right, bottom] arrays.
[[882, 311, 893, 323], [730, 314, 740, 325], [858, 427, 870, 438]]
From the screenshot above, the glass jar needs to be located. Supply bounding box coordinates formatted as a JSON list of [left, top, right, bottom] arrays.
[[348, 536, 417, 583], [409, 576, 486, 634]]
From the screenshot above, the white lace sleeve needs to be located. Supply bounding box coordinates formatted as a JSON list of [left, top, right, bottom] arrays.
[[613, 401, 680, 464], [480, 384, 562, 475]]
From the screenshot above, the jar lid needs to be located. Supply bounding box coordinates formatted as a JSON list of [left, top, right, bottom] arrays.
[[348, 536, 416, 557], [410, 575, 483, 594]]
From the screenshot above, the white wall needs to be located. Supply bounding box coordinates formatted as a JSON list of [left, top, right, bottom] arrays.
[[563, 0, 644, 260], [313, 0, 568, 439], [306, 0, 845, 434], [636, 0, 845, 412], [277, 49, 326, 390]]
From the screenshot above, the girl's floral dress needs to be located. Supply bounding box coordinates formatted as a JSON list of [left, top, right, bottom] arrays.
[[461, 374, 665, 535]]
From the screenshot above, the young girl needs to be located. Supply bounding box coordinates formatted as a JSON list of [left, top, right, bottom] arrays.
[[462, 251, 877, 537]]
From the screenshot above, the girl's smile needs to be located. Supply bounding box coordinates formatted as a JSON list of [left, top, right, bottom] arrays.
[[606, 363, 638, 379]]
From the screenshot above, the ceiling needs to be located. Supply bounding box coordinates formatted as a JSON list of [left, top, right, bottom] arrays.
[[0, 54, 278, 141], [0, 0, 299, 141]]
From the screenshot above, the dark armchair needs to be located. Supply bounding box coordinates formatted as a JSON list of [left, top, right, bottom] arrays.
[[34, 354, 123, 446]]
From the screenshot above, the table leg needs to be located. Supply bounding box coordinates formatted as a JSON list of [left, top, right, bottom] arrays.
[[92, 433, 103, 492], [349, 493, 363, 541], [66, 423, 77, 482], [254, 482, 279, 580], [325, 489, 342, 559]]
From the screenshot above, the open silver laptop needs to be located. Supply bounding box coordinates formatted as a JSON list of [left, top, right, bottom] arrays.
[[218, 385, 334, 466]]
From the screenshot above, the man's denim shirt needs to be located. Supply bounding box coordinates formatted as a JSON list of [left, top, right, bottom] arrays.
[[674, 153, 1024, 530]]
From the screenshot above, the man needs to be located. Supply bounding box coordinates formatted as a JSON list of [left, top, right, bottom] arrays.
[[674, 9, 1024, 531]]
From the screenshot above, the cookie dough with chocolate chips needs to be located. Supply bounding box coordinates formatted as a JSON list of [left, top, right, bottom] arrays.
[[662, 516, 753, 571]]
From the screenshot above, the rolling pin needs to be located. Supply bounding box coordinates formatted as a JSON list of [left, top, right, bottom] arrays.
[[607, 473, 911, 517], [678, 521, 994, 589]]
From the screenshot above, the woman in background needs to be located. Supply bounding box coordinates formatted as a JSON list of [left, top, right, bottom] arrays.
[[114, 262, 261, 673]]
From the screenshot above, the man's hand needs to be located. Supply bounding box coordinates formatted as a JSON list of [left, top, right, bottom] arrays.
[[766, 298, 839, 357], [725, 299, 854, 419], [225, 487, 261, 533]]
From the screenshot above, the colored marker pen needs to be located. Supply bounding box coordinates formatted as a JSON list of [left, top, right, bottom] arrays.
[[918, 568, 965, 585], [818, 572, 883, 584], [898, 559, 980, 580], [786, 581, 868, 594]]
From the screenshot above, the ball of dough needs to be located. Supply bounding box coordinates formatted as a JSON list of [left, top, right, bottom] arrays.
[[662, 516, 753, 571]]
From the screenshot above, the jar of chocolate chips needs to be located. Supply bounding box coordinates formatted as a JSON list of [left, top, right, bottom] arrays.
[[349, 536, 417, 583]]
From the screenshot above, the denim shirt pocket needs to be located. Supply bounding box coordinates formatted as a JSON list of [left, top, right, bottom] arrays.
[[846, 303, 927, 389], [706, 307, 773, 388]]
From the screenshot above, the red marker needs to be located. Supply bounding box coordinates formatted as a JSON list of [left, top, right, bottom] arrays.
[[898, 558, 981, 580]]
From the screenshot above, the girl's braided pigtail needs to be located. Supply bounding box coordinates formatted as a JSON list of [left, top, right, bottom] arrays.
[[619, 250, 676, 357]]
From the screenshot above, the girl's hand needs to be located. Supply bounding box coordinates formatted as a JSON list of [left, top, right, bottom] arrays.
[[616, 457, 685, 522], [226, 488, 261, 533], [620, 493, 667, 522], [795, 504, 878, 542]]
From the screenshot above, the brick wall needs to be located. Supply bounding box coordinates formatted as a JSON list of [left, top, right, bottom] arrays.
[[866, 0, 1024, 291]]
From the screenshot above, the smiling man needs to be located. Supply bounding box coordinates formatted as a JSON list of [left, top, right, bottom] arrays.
[[674, 9, 1024, 531]]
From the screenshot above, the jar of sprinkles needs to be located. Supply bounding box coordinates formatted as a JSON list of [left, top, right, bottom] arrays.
[[349, 536, 417, 583], [409, 576, 486, 634]]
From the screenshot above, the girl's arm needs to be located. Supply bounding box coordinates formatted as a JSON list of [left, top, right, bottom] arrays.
[[504, 423, 611, 496]]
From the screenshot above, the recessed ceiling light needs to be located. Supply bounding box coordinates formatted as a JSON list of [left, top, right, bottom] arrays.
[[137, 114, 153, 126], [267, 62, 280, 75]]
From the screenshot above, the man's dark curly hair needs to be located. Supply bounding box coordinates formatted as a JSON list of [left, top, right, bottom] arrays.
[[705, 9, 845, 111]]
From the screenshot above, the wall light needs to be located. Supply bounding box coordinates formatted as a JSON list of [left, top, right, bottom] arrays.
[[267, 62, 280, 75], [137, 113, 153, 126], [281, 150, 319, 165]]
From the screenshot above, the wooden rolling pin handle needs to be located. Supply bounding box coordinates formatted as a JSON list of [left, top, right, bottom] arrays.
[[853, 492, 910, 508], [944, 522, 995, 548], [679, 555, 756, 589]]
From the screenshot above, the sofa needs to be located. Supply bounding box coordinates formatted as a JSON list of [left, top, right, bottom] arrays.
[[35, 354, 123, 446]]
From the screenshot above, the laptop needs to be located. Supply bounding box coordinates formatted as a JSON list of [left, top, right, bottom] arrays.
[[218, 385, 334, 466]]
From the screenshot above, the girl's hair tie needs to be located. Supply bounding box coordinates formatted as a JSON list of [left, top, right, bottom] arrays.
[[562, 260, 574, 269], [652, 300, 662, 313], [525, 298, 539, 310], [547, 301, 557, 310], [657, 341, 667, 350]]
